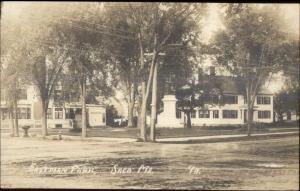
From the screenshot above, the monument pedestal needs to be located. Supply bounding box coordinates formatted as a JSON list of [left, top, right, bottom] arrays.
[[157, 95, 182, 128]]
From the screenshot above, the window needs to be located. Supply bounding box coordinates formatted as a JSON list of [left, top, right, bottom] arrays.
[[47, 108, 52, 119], [55, 108, 63, 119], [176, 109, 182, 119], [18, 108, 31, 119], [65, 108, 75, 119], [191, 110, 196, 118], [257, 96, 271, 105], [204, 95, 219, 104], [257, 97, 263, 104], [75, 108, 82, 115], [222, 110, 238, 119], [18, 89, 27, 100], [18, 108, 24, 119], [198, 110, 210, 118], [1, 108, 9, 120], [224, 95, 238, 104], [213, 110, 219, 118], [258, 110, 271, 119], [210, 95, 219, 104]]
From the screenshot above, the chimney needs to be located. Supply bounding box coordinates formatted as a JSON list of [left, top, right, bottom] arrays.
[[209, 66, 215, 76], [198, 68, 203, 84]]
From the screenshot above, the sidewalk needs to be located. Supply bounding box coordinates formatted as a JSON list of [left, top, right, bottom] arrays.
[[44, 135, 137, 143], [156, 131, 299, 143], [44, 130, 298, 143]]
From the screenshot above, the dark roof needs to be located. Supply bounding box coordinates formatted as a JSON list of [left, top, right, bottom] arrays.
[[201, 75, 273, 95]]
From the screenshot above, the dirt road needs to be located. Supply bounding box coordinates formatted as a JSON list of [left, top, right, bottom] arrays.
[[1, 134, 299, 189]]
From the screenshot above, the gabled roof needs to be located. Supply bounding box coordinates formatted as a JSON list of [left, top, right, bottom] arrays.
[[200, 75, 273, 95]]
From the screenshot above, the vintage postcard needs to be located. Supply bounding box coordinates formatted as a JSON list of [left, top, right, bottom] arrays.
[[0, 2, 299, 190]]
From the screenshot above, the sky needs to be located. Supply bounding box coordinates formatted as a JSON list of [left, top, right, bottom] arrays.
[[3, 2, 298, 36], [2, 2, 299, 115], [201, 3, 299, 43], [200, 3, 299, 94]]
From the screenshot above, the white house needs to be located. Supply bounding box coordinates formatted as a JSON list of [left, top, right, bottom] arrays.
[[0, 85, 106, 129], [157, 75, 274, 128]]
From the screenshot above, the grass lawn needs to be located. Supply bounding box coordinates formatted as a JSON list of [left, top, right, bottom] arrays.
[[41, 124, 300, 139], [1, 122, 299, 139]]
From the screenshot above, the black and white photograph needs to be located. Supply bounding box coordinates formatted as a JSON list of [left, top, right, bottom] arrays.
[[0, 2, 299, 190]]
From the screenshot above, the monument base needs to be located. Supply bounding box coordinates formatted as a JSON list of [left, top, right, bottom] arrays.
[[156, 95, 183, 128]]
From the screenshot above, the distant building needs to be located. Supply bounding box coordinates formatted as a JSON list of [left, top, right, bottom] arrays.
[[156, 68, 274, 128], [0, 85, 106, 129]]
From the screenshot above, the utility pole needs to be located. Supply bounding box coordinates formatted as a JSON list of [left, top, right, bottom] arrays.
[[150, 62, 158, 141]]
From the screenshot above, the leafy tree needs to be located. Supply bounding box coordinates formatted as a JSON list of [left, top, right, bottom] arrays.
[[277, 40, 299, 119], [274, 88, 299, 122], [119, 3, 207, 141], [2, 3, 120, 138], [60, 3, 117, 137], [102, 4, 139, 128], [106, 105, 121, 127], [5, 3, 72, 137], [211, 4, 292, 136], [176, 75, 223, 128], [1, 5, 35, 136]]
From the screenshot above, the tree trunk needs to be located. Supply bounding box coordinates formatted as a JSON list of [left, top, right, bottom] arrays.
[[137, 33, 147, 141], [139, 52, 157, 141], [138, 33, 157, 141], [139, 82, 147, 141], [127, 101, 134, 128], [246, 85, 253, 136], [81, 76, 87, 138], [13, 100, 19, 137], [150, 62, 158, 142], [278, 112, 283, 122], [41, 104, 48, 138], [287, 111, 291, 120], [9, 109, 15, 136], [186, 112, 192, 129], [127, 82, 135, 128], [183, 112, 186, 128], [41, 98, 48, 137]]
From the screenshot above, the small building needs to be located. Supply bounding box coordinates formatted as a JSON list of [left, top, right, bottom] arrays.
[[0, 85, 106, 129]]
